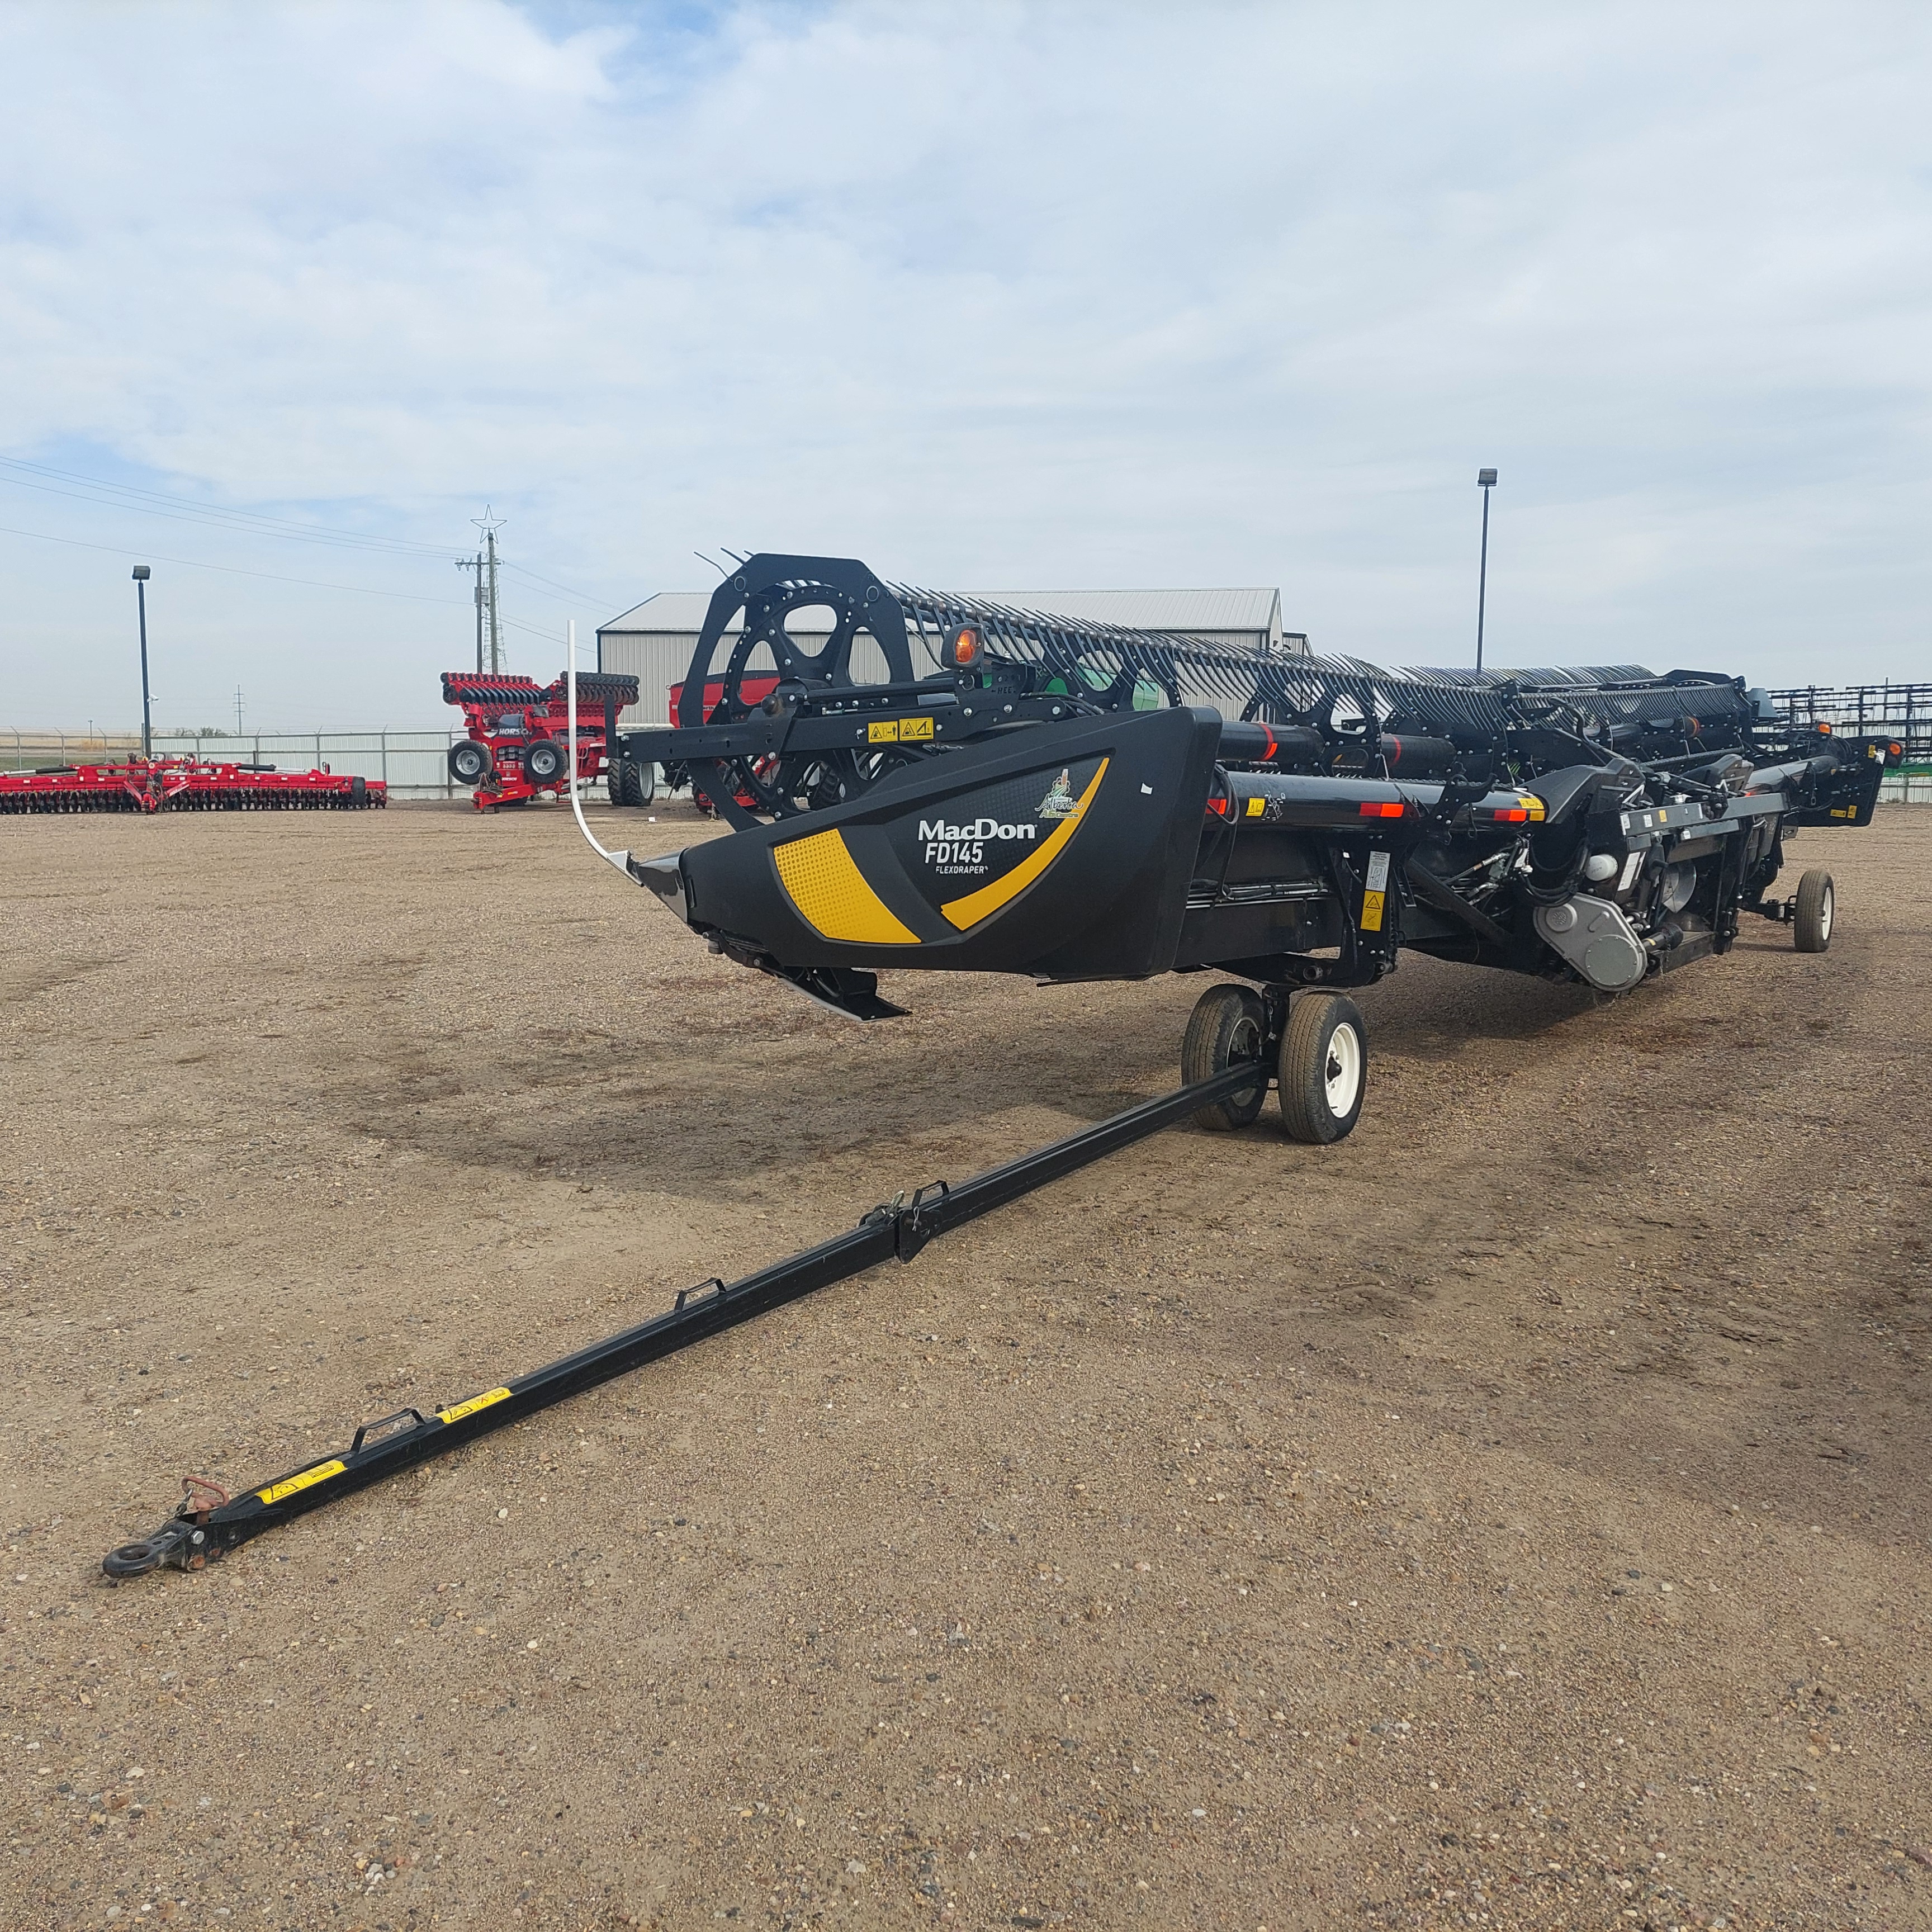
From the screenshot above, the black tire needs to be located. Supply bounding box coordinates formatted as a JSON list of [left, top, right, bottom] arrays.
[[619, 757, 644, 807], [449, 739, 493, 786], [524, 740, 567, 785], [1277, 993, 1367, 1144], [1180, 984, 1270, 1130], [632, 759, 657, 806], [348, 775, 367, 807], [607, 756, 629, 807], [1793, 868, 1834, 953]]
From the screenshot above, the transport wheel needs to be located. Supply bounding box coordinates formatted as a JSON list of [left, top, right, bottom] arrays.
[[633, 759, 657, 806], [1181, 984, 1270, 1130], [348, 775, 367, 807], [1793, 868, 1834, 953], [1277, 994, 1367, 1144], [524, 740, 567, 785], [607, 756, 629, 807], [449, 739, 493, 786]]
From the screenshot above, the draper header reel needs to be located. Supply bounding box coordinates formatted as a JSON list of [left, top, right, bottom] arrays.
[[610, 552, 1899, 1125], [599, 552, 1897, 1141]]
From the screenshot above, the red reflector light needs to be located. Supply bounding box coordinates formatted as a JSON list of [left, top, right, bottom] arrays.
[[1207, 795, 1230, 817], [1494, 807, 1529, 822], [1358, 801, 1404, 818]]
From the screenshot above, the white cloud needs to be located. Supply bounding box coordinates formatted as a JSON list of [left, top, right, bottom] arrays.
[[1, 0, 1927, 728]]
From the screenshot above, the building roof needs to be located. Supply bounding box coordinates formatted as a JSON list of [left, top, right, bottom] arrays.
[[600, 585, 1286, 642]]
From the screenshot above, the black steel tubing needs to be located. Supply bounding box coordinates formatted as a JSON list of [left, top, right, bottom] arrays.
[[101, 1060, 1262, 1580]]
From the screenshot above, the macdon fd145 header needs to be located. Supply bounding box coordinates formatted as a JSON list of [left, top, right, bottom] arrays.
[[603, 552, 1897, 1142], [96, 548, 1901, 1580]]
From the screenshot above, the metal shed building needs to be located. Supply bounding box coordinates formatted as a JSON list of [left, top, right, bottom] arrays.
[[596, 586, 1305, 726]]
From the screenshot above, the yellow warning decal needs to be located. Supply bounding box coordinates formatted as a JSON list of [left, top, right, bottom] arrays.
[[258, 1459, 346, 1507], [437, 1387, 512, 1427], [901, 715, 934, 741], [1244, 795, 1265, 818], [941, 760, 1109, 932], [867, 720, 898, 743], [1524, 793, 1546, 822], [774, 830, 920, 944], [865, 716, 936, 744], [1360, 847, 1391, 934]]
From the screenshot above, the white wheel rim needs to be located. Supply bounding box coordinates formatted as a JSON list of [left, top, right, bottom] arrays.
[[1323, 1023, 1362, 1117], [1819, 884, 1833, 940]]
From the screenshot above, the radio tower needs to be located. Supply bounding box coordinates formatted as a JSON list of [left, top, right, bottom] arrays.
[[470, 506, 506, 674]]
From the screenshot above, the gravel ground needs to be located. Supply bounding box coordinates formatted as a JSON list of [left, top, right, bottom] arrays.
[[2, 796, 1929, 1932]]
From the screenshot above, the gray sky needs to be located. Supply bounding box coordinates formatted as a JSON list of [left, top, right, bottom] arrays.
[[2, 1, 1926, 731]]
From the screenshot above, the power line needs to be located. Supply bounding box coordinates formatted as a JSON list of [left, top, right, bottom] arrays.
[[1, 456, 634, 623], [500, 558, 617, 606], [0, 456, 454, 558], [0, 520, 474, 607]]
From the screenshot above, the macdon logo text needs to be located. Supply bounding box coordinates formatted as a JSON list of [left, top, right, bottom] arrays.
[[917, 818, 1039, 844], [918, 816, 1038, 874]]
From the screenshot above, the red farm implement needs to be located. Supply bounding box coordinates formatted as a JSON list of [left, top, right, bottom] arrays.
[[0, 757, 385, 815], [442, 670, 641, 812], [664, 673, 780, 815]]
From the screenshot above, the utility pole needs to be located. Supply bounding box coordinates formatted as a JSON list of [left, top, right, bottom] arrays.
[[1475, 468, 1498, 673], [456, 549, 485, 671], [131, 565, 153, 757], [233, 686, 245, 736], [471, 507, 506, 674]]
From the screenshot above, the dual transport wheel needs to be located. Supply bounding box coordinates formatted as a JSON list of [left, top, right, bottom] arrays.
[[1181, 983, 1367, 1144], [1793, 868, 1834, 953], [607, 756, 657, 807]]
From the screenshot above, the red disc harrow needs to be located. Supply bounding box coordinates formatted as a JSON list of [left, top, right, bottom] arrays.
[[0, 757, 385, 815]]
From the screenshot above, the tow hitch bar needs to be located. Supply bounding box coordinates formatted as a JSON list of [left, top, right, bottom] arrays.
[[102, 1062, 1261, 1579]]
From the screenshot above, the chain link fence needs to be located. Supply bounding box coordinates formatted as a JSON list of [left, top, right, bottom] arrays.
[[7, 720, 1928, 803], [2, 729, 471, 799]]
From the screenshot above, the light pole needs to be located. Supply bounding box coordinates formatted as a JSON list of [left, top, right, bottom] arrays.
[[131, 565, 153, 757], [1475, 468, 1497, 673]]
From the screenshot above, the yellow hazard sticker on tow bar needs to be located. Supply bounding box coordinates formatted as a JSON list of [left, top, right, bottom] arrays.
[[437, 1387, 512, 1427], [258, 1459, 346, 1507], [867, 716, 935, 744], [1360, 849, 1393, 933]]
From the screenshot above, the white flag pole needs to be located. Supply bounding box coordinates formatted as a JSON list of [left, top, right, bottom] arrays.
[[566, 616, 631, 876]]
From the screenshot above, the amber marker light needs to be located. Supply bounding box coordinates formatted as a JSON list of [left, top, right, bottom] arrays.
[[945, 623, 983, 669]]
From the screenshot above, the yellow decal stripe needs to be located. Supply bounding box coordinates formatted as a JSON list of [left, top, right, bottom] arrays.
[[774, 829, 920, 945], [1361, 889, 1386, 933], [941, 760, 1110, 932], [258, 1459, 346, 1507], [437, 1387, 512, 1427]]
